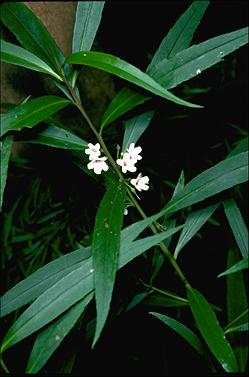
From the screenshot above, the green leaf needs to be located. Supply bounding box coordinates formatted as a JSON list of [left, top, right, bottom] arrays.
[[225, 323, 249, 335], [0, 40, 62, 81], [0, 135, 13, 212], [65, 51, 202, 108], [26, 292, 93, 373], [101, 87, 151, 130], [0, 96, 70, 137], [226, 248, 248, 371], [0, 246, 91, 318], [147, 1, 210, 70], [92, 181, 126, 346], [150, 312, 204, 355], [187, 286, 238, 372], [174, 203, 219, 259], [172, 170, 185, 198], [122, 110, 155, 152], [227, 137, 248, 158], [223, 199, 248, 258], [0, 2, 64, 73], [149, 27, 248, 89], [161, 152, 248, 217], [218, 257, 248, 277], [72, 1, 105, 52], [145, 295, 188, 308], [0, 225, 183, 351], [24, 124, 88, 151]]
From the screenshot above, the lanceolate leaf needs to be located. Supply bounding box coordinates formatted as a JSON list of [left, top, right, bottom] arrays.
[[218, 257, 248, 278], [122, 110, 155, 152], [101, 87, 151, 130], [24, 125, 88, 150], [226, 248, 248, 371], [147, 1, 210, 71], [223, 199, 248, 258], [26, 292, 94, 373], [150, 312, 204, 355], [0, 226, 183, 351], [225, 323, 249, 335], [0, 96, 70, 137], [161, 152, 248, 217], [148, 27, 248, 89], [174, 203, 219, 259], [65, 51, 202, 108], [227, 137, 248, 158], [0, 2, 64, 73], [0, 135, 13, 212], [72, 1, 105, 52], [1, 40, 62, 81], [187, 286, 238, 372], [92, 181, 126, 346]]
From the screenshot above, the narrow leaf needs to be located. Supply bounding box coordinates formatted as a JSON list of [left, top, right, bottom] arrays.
[[0, 135, 13, 212], [223, 199, 248, 258], [26, 292, 93, 373], [226, 248, 248, 371], [187, 286, 238, 372], [218, 257, 248, 277], [101, 87, 150, 130], [161, 152, 248, 217], [147, 1, 210, 70], [0, 246, 91, 318], [1, 40, 62, 81], [1, 226, 183, 351], [72, 1, 105, 52], [227, 137, 248, 158], [24, 125, 88, 150], [150, 312, 204, 355], [225, 323, 249, 335], [174, 203, 219, 259], [0, 2, 64, 73], [92, 181, 126, 346], [172, 170, 185, 198], [0, 96, 70, 137], [65, 51, 202, 108], [149, 27, 248, 89], [122, 110, 155, 152]]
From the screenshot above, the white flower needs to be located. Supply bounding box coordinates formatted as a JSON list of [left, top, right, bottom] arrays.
[[126, 143, 142, 162], [124, 208, 128, 215], [130, 173, 149, 191], [116, 152, 137, 174], [85, 143, 101, 160], [87, 157, 109, 175]]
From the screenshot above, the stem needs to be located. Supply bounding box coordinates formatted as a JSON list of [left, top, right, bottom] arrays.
[[64, 77, 190, 287], [0, 356, 9, 374]]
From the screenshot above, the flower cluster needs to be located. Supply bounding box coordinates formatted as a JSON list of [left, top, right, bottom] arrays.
[[116, 143, 149, 192], [85, 142, 149, 192], [85, 143, 109, 175]]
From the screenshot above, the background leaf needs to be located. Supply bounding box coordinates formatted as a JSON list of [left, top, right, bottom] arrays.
[[0, 2, 64, 73], [26, 292, 93, 373], [92, 181, 126, 346], [72, 1, 105, 52], [147, 1, 210, 70], [23, 124, 88, 151], [218, 257, 248, 277], [1, 40, 62, 81], [223, 199, 248, 258], [174, 203, 219, 259], [149, 27, 248, 89], [226, 248, 248, 371], [0, 135, 13, 212], [150, 312, 204, 355], [122, 110, 155, 152], [101, 87, 150, 130], [65, 51, 201, 108], [187, 286, 238, 372], [0, 96, 70, 137], [161, 152, 248, 217]]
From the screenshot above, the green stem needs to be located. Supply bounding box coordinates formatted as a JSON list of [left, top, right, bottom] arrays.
[[0, 355, 9, 374], [64, 77, 190, 288]]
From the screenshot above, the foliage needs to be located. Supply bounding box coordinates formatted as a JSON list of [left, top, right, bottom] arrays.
[[0, 1, 248, 374]]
